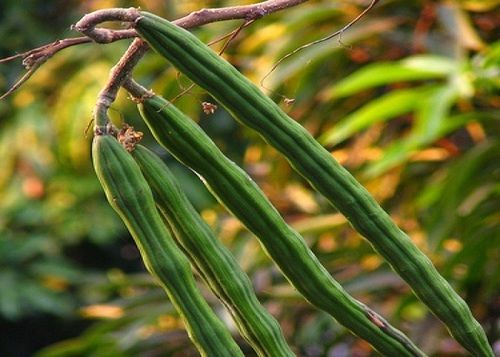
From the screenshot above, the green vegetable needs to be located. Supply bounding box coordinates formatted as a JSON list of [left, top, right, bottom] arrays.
[[134, 13, 492, 356], [124, 80, 425, 356], [131, 143, 294, 357], [92, 125, 243, 357]]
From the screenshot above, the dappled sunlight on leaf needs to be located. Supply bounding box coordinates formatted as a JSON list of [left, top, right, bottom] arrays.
[[410, 148, 450, 162], [82, 0, 122, 12], [466, 121, 487, 142], [12, 90, 36, 107], [442, 239, 463, 254], [331, 147, 382, 166], [284, 184, 319, 214], [80, 304, 125, 319], [200, 209, 218, 228], [241, 24, 287, 53], [292, 214, 346, 236], [157, 314, 183, 331], [364, 168, 401, 202], [360, 255, 382, 271], [41, 275, 70, 292]]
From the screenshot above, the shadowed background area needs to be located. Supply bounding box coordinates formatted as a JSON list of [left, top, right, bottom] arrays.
[[0, 0, 498, 355]]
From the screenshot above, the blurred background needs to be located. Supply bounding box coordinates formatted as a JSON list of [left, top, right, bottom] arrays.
[[0, 0, 498, 356]]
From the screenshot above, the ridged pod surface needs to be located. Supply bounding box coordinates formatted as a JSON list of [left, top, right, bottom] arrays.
[[131, 144, 295, 357], [132, 91, 425, 356], [92, 131, 243, 357], [134, 12, 492, 356]]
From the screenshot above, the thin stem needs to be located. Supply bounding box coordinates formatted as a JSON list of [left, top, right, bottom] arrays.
[[169, 19, 255, 104], [174, 0, 308, 28], [123, 78, 152, 99], [94, 38, 148, 128], [0, 37, 90, 66], [260, 0, 380, 87], [0, 37, 92, 100], [0, 63, 42, 101]]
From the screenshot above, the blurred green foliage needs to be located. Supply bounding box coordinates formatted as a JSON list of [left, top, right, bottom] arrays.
[[1, 0, 498, 356]]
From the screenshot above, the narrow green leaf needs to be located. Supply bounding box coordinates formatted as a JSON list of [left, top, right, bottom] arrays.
[[320, 88, 431, 146], [363, 85, 458, 177], [413, 84, 459, 140], [323, 55, 455, 99]]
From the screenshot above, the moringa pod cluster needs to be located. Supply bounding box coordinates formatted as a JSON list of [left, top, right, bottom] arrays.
[[91, 123, 244, 357], [127, 11, 493, 356], [89, 9, 493, 357], [131, 143, 294, 357], [126, 86, 425, 356]]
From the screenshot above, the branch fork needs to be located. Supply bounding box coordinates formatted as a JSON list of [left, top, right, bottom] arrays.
[[72, 7, 140, 43]]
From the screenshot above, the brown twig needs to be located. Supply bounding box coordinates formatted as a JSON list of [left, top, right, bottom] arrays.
[[216, 19, 255, 55], [72, 7, 140, 43], [94, 38, 148, 128], [0, 37, 92, 100], [0, 8, 143, 100], [0, 63, 42, 101], [260, 0, 380, 87], [1, 1, 310, 101], [0, 37, 87, 67], [173, 0, 308, 28], [0, 8, 140, 101]]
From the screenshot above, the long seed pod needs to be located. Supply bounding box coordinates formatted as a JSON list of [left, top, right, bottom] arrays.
[[124, 80, 425, 357], [130, 143, 295, 357], [134, 13, 493, 356], [92, 126, 244, 357]]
